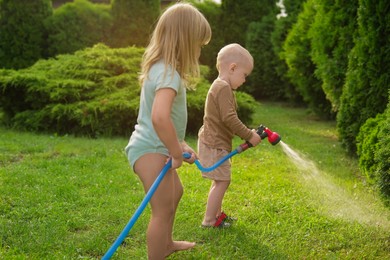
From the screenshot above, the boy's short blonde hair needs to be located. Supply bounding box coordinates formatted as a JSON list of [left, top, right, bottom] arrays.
[[216, 43, 253, 72]]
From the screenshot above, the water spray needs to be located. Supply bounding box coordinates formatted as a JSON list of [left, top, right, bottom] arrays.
[[102, 124, 281, 259]]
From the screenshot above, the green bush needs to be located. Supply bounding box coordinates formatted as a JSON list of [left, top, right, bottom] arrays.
[[283, 0, 333, 119], [190, 0, 224, 82], [0, 0, 52, 69], [109, 0, 160, 48], [376, 96, 390, 201], [308, 0, 358, 112], [0, 44, 142, 137], [357, 92, 390, 202], [337, 0, 389, 154], [0, 44, 257, 137], [269, 0, 305, 104], [45, 0, 112, 56], [356, 113, 385, 181]]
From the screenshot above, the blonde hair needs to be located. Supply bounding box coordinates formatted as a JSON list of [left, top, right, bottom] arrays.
[[216, 43, 253, 72], [139, 2, 211, 88]]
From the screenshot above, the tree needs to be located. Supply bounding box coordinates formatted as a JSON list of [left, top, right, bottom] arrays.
[[309, 0, 358, 112], [283, 0, 333, 118], [109, 0, 160, 48], [45, 0, 112, 56], [220, 0, 273, 47], [337, 0, 390, 154], [272, 0, 308, 103], [0, 0, 53, 69]]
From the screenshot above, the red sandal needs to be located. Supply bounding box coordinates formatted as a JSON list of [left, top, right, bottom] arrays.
[[202, 213, 231, 228]]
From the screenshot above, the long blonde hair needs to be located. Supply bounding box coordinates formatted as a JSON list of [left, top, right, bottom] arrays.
[[139, 2, 211, 88]]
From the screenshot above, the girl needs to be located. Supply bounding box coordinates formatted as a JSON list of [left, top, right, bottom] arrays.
[[125, 3, 211, 259]]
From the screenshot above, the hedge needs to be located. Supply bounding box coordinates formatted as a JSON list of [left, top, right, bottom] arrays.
[[0, 44, 256, 137]]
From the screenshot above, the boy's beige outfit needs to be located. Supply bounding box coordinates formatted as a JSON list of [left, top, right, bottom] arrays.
[[198, 78, 253, 181]]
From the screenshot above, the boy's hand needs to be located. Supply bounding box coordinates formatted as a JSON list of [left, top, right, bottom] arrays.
[[248, 129, 261, 147]]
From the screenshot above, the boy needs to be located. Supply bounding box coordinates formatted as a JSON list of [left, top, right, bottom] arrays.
[[198, 43, 261, 228]]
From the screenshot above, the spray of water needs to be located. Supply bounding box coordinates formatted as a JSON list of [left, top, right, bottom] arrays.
[[279, 141, 389, 229]]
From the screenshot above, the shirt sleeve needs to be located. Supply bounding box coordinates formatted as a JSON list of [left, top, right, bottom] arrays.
[[217, 86, 253, 141], [155, 66, 181, 93]]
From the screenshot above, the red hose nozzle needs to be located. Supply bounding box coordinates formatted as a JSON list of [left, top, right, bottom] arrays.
[[257, 125, 282, 145]]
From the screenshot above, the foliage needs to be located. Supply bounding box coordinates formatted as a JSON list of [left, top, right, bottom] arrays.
[[0, 44, 143, 137], [376, 98, 390, 201], [270, 0, 306, 103], [190, 0, 224, 81], [308, 0, 358, 112], [220, 0, 273, 47], [337, 0, 390, 154], [45, 0, 112, 57], [357, 92, 390, 202], [246, 15, 284, 100], [282, 0, 333, 119], [109, 0, 160, 48], [0, 44, 256, 137], [0, 0, 52, 69], [356, 113, 385, 181]]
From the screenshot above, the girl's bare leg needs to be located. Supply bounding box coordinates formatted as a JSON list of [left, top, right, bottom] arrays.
[[202, 180, 230, 226], [165, 171, 195, 257], [134, 154, 195, 260]]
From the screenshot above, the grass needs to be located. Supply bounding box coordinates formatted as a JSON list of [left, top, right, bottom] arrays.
[[1, 101, 389, 259]]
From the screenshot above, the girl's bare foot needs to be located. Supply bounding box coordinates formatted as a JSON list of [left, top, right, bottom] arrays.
[[165, 241, 196, 257]]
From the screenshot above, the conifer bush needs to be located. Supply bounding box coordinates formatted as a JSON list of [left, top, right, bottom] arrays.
[[0, 44, 256, 137], [282, 0, 333, 119], [0, 44, 142, 137], [357, 92, 390, 201], [45, 0, 112, 57], [337, 0, 389, 154], [0, 0, 52, 69], [356, 113, 385, 180], [376, 96, 390, 201]]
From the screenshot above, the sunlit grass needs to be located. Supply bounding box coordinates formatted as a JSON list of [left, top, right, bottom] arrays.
[[1, 102, 389, 259]]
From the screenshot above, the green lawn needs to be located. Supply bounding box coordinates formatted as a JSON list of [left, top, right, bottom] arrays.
[[1, 102, 389, 259]]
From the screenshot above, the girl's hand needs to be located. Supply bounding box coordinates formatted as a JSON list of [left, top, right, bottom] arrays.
[[181, 141, 197, 164], [171, 153, 183, 170]]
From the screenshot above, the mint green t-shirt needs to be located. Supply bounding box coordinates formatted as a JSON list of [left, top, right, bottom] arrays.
[[125, 61, 187, 169]]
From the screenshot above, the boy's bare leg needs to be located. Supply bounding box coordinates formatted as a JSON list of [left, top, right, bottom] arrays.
[[202, 180, 230, 226]]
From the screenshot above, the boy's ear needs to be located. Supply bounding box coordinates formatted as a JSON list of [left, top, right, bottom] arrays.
[[229, 63, 237, 72]]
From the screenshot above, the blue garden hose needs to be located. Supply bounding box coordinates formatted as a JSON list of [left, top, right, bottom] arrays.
[[182, 150, 238, 172], [102, 146, 244, 259], [102, 160, 172, 260]]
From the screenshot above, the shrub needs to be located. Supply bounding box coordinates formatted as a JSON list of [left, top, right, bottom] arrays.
[[357, 91, 390, 202], [283, 0, 333, 119], [0, 0, 52, 69], [308, 0, 358, 112], [376, 96, 390, 201], [0, 44, 257, 137], [190, 0, 224, 82], [45, 0, 112, 56], [109, 0, 160, 48], [356, 113, 385, 181], [0, 44, 143, 137], [337, 0, 389, 154]]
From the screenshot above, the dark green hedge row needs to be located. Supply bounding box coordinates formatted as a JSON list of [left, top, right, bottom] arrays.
[[357, 92, 390, 202], [0, 44, 256, 137]]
